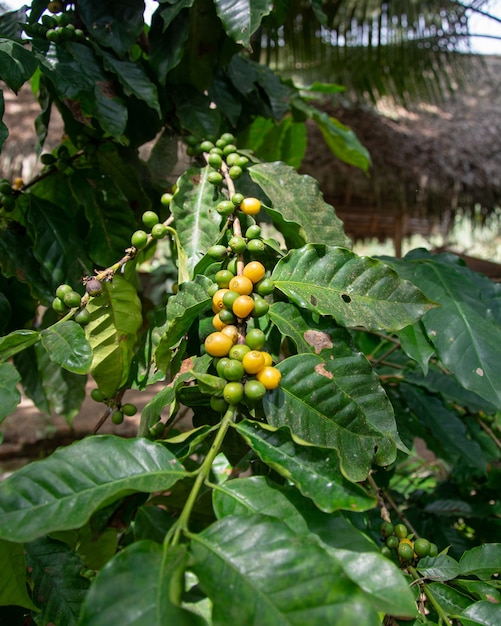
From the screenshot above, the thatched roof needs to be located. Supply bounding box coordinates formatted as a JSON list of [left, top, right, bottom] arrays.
[[300, 54, 501, 250]]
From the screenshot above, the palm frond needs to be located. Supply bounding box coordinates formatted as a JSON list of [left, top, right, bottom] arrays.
[[258, 0, 490, 104]]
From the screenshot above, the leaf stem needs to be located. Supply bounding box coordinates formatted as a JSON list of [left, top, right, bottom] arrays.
[[408, 565, 453, 626], [166, 404, 237, 547]]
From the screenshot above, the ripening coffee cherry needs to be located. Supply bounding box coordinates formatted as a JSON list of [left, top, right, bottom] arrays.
[[90, 388, 106, 402], [232, 295, 254, 319], [151, 223, 167, 239], [210, 395, 228, 412], [208, 171, 223, 185], [85, 278, 103, 297], [243, 261, 265, 283], [63, 290, 82, 308], [52, 297, 67, 313], [242, 350, 265, 375], [215, 269, 234, 288], [56, 283, 73, 300], [111, 410, 124, 425], [121, 403, 137, 416], [160, 192, 173, 206], [244, 379, 267, 401], [228, 236, 247, 254], [397, 540, 415, 562], [394, 524, 408, 540], [380, 522, 394, 539], [413, 538, 431, 558], [74, 307, 90, 325], [228, 275, 253, 296], [245, 224, 261, 239], [245, 328, 266, 350], [207, 245, 228, 260], [255, 366, 281, 389], [204, 331, 233, 357], [228, 165, 242, 180], [131, 229, 148, 249], [240, 197, 261, 215], [223, 381, 244, 404], [142, 211, 160, 229]]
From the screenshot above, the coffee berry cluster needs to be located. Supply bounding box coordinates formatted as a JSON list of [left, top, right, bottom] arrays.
[[380, 521, 438, 566], [187, 132, 282, 410], [22, 8, 85, 43], [89, 388, 138, 426]]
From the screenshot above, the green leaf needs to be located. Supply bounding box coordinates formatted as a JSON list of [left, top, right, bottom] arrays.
[[0, 362, 21, 424], [40, 321, 93, 375], [460, 601, 501, 626], [459, 544, 501, 580], [385, 250, 501, 408], [214, 0, 274, 48], [243, 116, 308, 169], [294, 100, 371, 171], [0, 539, 38, 610], [25, 536, 89, 625], [453, 579, 501, 604], [249, 162, 349, 248], [85, 276, 143, 398], [78, 0, 145, 56], [397, 321, 435, 375], [170, 167, 225, 277], [14, 343, 87, 423], [0, 329, 40, 362], [426, 582, 471, 614], [24, 193, 91, 289], [272, 244, 435, 332], [69, 168, 137, 267], [264, 352, 401, 482], [190, 514, 380, 625], [0, 436, 187, 543], [79, 542, 206, 626], [416, 554, 461, 581], [212, 477, 416, 618], [99, 49, 161, 117], [234, 421, 376, 513], [0, 39, 38, 92]]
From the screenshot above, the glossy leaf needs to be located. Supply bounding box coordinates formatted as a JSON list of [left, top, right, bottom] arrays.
[[214, 0, 274, 47], [212, 477, 416, 618], [385, 250, 501, 408], [453, 579, 501, 604], [69, 168, 137, 268], [25, 536, 89, 625], [79, 542, 206, 626], [170, 167, 225, 277], [397, 321, 435, 375], [426, 582, 471, 614], [416, 554, 461, 581], [0, 328, 40, 361], [0, 39, 38, 92], [40, 321, 92, 375], [249, 162, 349, 248], [401, 383, 488, 472], [85, 276, 142, 398], [190, 514, 380, 625], [99, 49, 161, 117], [272, 244, 435, 332], [460, 601, 501, 626], [234, 420, 376, 512], [78, 0, 145, 56], [264, 351, 401, 482], [459, 544, 501, 580], [24, 194, 92, 290], [294, 99, 371, 171], [0, 361, 21, 423], [0, 436, 187, 543], [0, 539, 38, 610], [14, 343, 87, 423]]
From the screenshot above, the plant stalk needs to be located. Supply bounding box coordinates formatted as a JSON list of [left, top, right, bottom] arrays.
[[408, 566, 453, 626], [167, 404, 237, 547]]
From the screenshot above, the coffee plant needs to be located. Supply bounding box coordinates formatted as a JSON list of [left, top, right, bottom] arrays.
[[0, 2, 500, 625]]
